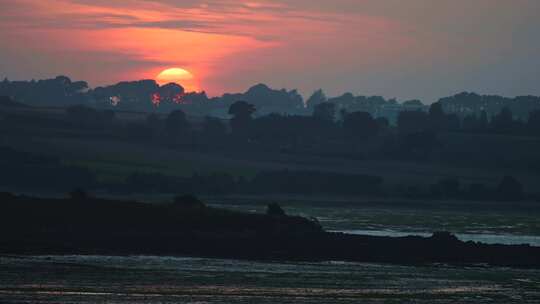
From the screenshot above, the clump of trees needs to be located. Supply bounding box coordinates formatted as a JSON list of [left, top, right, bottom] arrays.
[[3, 77, 540, 202], [49, 95, 540, 171], [229, 100, 256, 138], [313, 102, 336, 122]]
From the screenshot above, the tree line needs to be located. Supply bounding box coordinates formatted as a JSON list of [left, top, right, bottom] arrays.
[[2, 76, 540, 121]]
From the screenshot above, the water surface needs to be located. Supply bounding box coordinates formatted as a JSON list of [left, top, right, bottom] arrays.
[[1, 255, 539, 303]]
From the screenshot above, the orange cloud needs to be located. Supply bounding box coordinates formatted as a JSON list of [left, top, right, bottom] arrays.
[[0, 0, 423, 96], [0, 0, 283, 92]]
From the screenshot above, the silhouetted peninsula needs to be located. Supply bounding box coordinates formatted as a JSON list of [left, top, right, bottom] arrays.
[[1, 193, 538, 268]]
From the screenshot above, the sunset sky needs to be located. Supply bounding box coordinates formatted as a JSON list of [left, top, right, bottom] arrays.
[[1, 0, 539, 102]]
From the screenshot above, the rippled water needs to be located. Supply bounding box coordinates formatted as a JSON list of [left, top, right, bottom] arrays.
[[1, 255, 539, 303]]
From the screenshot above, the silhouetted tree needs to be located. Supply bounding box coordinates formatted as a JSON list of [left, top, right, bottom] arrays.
[[428, 102, 460, 131], [92, 79, 159, 109], [241, 84, 303, 115], [158, 83, 185, 103], [229, 100, 256, 136], [343, 111, 379, 139], [306, 89, 327, 109], [313, 102, 336, 122]]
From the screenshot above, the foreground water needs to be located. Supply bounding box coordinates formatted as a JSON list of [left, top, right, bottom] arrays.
[[1, 255, 539, 303]]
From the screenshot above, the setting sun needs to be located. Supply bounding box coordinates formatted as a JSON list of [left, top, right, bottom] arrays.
[[156, 68, 198, 91]]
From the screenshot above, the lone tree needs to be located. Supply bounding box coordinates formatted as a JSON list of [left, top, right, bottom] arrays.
[[228, 100, 256, 136]]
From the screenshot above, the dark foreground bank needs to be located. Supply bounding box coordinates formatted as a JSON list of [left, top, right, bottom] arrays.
[[0, 193, 538, 267]]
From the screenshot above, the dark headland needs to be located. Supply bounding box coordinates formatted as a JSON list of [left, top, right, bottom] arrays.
[[1, 192, 538, 268]]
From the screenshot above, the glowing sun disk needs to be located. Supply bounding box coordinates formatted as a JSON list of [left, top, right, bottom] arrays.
[[155, 67, 200, 92], [156, 68, 194, 84]]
